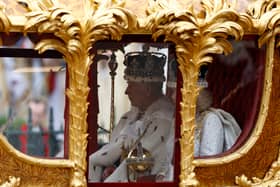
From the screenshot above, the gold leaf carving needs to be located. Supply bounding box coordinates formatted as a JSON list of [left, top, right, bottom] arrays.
[[234, 20, 280, 186], [0, 2, 11, 45], [0, 176, 20, 187], [195, 30, 276, 186], [146, 0, 252, 186], [248, 1, 280, 47], [20, 0, 138, 186], [0, 0, 279, 186], [233, 1, 280, 186], [236, 147, 280, 187], [0, 135, 72, 186]]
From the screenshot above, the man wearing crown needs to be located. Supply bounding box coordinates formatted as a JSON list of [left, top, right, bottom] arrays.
[[88, 47, 175, 182]]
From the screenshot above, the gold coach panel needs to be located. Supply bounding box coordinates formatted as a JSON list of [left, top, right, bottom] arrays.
[[0, 0, 279, 187]]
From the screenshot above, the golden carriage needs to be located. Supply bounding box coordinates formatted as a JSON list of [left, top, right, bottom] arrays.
[[0, 0, 279, 186]]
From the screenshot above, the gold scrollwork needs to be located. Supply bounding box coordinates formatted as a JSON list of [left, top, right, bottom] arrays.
[[248, 0, 280, 47], [0, 0, 279, 186], [236, 147, 280, 187], [0, 176, 20, 187], [0, 2, 73, 187], [145, 0, 252, 186], [18, 0, 138, 186], [0, 2, 11, 44], [0, 134, 72, 186], [235, 1, 280, 186]]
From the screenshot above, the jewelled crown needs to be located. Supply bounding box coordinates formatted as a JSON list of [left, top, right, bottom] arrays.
[[124, 51, 167, 82]]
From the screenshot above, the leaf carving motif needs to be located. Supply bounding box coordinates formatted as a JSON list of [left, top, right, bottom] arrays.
[[17, 0, 138, 186], [146, 0, 252, 186]]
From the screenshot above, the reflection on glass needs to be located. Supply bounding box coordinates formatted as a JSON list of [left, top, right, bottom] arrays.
[[0, 37, 66, 158], [89, 42, 176, 182], [195, 38, 265, 158]]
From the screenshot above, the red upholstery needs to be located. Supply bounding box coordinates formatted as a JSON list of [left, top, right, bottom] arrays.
[[198, 44, 265, 158]]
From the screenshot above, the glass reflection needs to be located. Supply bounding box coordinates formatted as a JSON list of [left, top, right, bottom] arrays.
[[89, 42, 176, 182], [195, 38, 265, 158], [0, 38, 66, 158], [0, 57, 66, 157]]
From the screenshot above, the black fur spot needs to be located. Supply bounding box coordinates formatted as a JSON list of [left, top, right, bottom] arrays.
[[153, 126, 158, 132], [101, 152, 107, 156]]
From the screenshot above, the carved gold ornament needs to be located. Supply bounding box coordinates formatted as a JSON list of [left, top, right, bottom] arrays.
[[146, 0, 252, 186], [235, 1, 280, 186], [236, 147, 280, 187], [0, 0, 138, 186], [0, 2, 11, 45], [0, 176, 20, 187], [19, 0, 138, 186], [0, 0, 280, 186]]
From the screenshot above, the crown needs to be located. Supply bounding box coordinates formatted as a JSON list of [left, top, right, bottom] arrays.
[[124, 51, 167, 82], [197, 65, 208, 88], [197, 78, 208, 88]]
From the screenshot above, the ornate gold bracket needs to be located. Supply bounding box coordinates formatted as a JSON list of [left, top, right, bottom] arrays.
[[0, 2, 11, 44], [235, 1, 280, 186], [236, 146, 280, 187], [0, 0, 280, 186], [16, 0, 138, 186], [146, 0, 252, 186]]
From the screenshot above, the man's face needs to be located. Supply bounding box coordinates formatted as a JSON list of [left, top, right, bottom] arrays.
[[29, 101, 46, 126], [125, 81, 149, 109]]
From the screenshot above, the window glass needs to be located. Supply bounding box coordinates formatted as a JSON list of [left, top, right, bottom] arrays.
[[88, 41, 177, 183], [0, 37, 66, 158]]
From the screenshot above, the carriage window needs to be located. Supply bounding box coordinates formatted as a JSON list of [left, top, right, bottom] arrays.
[[195, 38, 265, 158], [0, 36, 66, 158], [88, 41, 177, 183]]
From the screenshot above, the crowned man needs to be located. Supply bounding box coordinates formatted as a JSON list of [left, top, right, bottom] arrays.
[[88, 47, 175, 182]]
